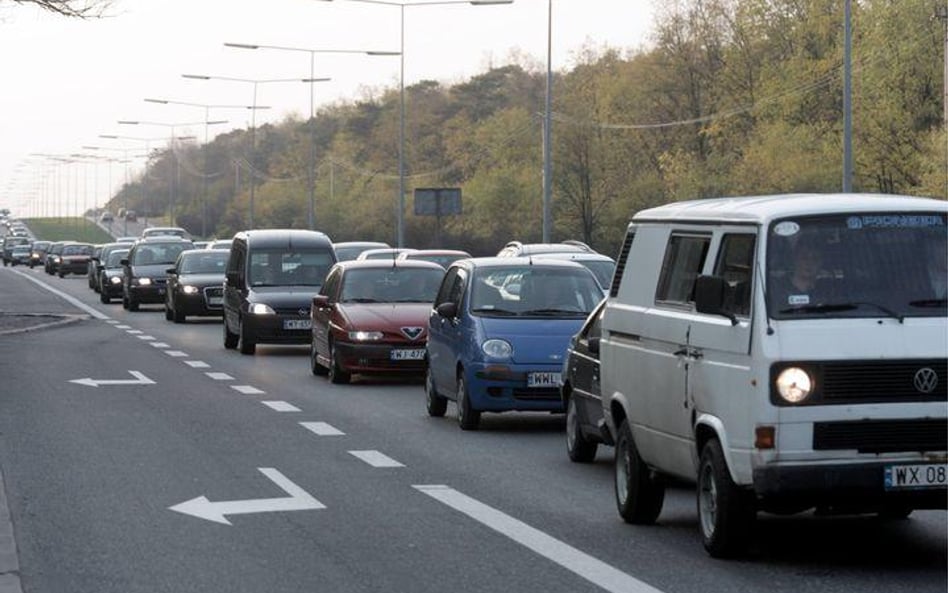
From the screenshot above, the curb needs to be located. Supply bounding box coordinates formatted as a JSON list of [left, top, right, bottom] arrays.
[[0, 314, 87, 337]]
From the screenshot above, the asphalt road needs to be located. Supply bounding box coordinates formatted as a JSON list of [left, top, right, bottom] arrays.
[[0, 265, 945, 593]]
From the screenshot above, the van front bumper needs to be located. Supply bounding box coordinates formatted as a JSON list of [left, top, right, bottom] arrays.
[[753, 462, 948, 510]]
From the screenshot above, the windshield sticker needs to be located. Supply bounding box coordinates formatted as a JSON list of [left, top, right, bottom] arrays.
[[788, 294, 810, 306], [846, 215, 945, 230], [774, 221, 800, 236]]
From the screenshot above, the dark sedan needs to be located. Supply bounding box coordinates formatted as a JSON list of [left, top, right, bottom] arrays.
[[58, 243, 94, 277], [121, 237, 194, 311], [164, 249, 229, 323], [98, 248, 129, 304], [560, 298, 611, 462], [310, 259, 446, 384]]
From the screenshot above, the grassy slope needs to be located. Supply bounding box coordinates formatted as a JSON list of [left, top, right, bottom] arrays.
[[22, 218, 115, 243]]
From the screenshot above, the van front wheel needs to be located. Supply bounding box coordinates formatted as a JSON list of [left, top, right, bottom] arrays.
[[698, 439, 756, 558], [614, 419, 664, 524]]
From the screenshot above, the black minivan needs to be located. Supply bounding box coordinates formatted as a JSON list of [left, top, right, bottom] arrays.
[[223, 229, 335, 355]]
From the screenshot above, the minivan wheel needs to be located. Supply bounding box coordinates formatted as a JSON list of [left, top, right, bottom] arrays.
[[310, 340, 328, 376], [566, 395, 597, 463], [128, 297, 139, 312], [425, 369, 447, 417], [223, 319, 239, 349], [698, 439, 756, 558], [327, 341, 350, 384], [238, 321, 256, 355], [164, 304, 173, 321], [172, 304, 185, 324], [100, 292, 110, 304], [122, 295, 129, 310], [456, 374, 480, 430], [615, 419, 664, 524]]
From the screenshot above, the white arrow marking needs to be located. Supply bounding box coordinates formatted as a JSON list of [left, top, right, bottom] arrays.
[[169, 468, 324, 525], [69, 370, 156, 388]]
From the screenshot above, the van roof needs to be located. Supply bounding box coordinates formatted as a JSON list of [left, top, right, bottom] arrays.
[[633, 194, 947, 225], [234, 229, 333, 249]]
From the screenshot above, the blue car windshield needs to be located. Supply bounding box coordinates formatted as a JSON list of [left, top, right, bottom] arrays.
[[472, 266, 602, 316]]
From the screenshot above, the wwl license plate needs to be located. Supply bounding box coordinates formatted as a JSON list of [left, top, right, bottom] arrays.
[[527, 371, 561, 388], [884, 464, 948, 490]]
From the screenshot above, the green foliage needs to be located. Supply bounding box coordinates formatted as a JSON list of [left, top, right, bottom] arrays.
[[103, 0, 945, 254], [23, 218, 113, 243]]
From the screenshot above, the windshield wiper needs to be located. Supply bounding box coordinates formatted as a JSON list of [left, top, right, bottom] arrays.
[[780, 301, 904, 323], [470, 307, 518, 316], [909, 298, 947, 308]]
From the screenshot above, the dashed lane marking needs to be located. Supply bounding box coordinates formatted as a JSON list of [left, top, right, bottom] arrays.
[[206, 372, 234, 381], [184, 361, 210, 368], [300, 422, 345, 436], [349, 450, 404, 468], [262, 401, 301, 412], [231, 385, 265, 395]]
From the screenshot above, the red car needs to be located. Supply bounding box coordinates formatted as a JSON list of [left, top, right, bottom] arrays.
[[310, 259, 446, 384]]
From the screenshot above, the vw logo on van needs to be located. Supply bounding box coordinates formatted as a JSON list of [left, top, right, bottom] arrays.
[[913, 368, 938, 394]]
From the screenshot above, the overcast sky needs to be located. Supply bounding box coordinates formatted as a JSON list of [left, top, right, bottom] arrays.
[[0, 0, 656, 215]]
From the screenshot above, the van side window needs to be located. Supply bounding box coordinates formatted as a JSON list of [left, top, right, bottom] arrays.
[[655, 234, 711, 304], [713, 234, 756, 317], [610, 231, 635, 298]]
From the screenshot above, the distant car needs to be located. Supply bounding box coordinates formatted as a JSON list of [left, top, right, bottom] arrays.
[[356, 247, 417, 261], [87, 244, 105, 289], [206, 239, 233, 250], [496, 240, 595, 258], [397, 249, 471, 269], [121, 237, 195, 311], [532, 251, 616, 293], [191, 241, 210, 250], [310, 259, 446, 383], [124, 210, 138, 222], [332, 241, 390, 262], [141, 226, 187, 240], [164, 249, 229, 323], [425, 257, 603, 430], [560, 299, 611, 462], [2, 236, 31, 266], [44, 241, 72, 275], [99, 211, 114, 223], [115, 236, 138, 244], [93, 242, 136, 292], [57, 243, 95, 277], [98, 248, 129, 304], [29, 240, 51, 268], [9, 245, 32, 266]]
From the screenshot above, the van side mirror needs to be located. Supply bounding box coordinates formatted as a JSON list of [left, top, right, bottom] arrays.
[[226, 271, 239, 285], [694, 275, 738, 326], [436, 302, 458, 318]]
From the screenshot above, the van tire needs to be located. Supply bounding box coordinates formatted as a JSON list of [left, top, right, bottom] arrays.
[[698, 439, 755, 558], [615, 419, 664, 524], [223, 319, 239, 349], [456, 374, 480, 430], [425, 370, 447, 417], [566, 395, 597, 463]]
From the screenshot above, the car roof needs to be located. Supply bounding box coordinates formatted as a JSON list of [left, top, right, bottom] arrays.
[[356, 247, 418, 259], [134, 236, 193, 244], [632, 193, 947, 225], [455, 256, 593, 271], [333, 241, 390, 248], [531, 251, 615, 263], [498, 241, 595, 256], [333, 259, 446, 271], [398, 249, 471, 258], [234, 229, 333, 248]]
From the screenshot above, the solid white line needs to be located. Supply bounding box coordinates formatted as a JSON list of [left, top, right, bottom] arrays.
[[8, 268, 108, 320], [349, 450, 404, 468], [232, 385, 265, 395], [261, 401, 300, 412], [205, 372, 234, 381], [184, 360, 210, 368], [166, 351, 188, 357], [150, 342, 170, 348], [414, 485, 664, 593], [300, 422, 345, 436]]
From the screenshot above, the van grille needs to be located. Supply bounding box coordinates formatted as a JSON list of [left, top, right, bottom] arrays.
[[813, 419, 948, 453]]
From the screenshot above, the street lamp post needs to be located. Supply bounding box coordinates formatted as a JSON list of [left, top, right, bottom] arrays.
[[317, 0, 514, 247], [117, 120, 202, 226], [98, 134, 165, 229], [223, 43, 398, 232], [144, 98, 253, 238], [82, 146, 145, 235], [182, 74, 327, 230]]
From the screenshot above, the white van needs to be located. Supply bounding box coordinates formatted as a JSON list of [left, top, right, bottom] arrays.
[[600, 193, 947, 558]]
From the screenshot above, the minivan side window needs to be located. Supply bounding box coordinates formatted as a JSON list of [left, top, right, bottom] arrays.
[[655, 234, 711, 305], [713, 234, 756, 317]]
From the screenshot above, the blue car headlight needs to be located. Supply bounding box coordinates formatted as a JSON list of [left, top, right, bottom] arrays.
[[482, 339, 513, 359]]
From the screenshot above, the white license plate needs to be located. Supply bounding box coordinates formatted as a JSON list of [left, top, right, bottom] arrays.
[[884, 464, 948, 490], [391, 348, 426, 361], [207, 297, 223, 306], [283, 319, 312, 330], [527, 371, 561, 388]]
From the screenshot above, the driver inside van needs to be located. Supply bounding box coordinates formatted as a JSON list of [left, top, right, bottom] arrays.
[[771, 240, 832, 308]]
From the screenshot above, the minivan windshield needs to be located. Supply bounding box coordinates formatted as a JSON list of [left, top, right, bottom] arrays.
[[249, 249, 334, 287], [766, 213, 947, 319]]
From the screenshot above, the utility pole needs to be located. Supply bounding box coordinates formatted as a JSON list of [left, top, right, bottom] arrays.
[[842, 0, 853, 193]]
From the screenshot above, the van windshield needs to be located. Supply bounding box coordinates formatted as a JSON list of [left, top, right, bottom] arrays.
[[766, 213, 947, 319], [249, 249, 334, 287]]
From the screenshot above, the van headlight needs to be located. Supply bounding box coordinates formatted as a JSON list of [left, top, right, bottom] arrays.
[[775, 367, 813, 403], [249, 303, 275, 315], [482, 339, 513, 359]]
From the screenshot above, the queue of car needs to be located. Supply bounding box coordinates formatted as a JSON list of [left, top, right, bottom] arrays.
[[14, 192, 944, 560]]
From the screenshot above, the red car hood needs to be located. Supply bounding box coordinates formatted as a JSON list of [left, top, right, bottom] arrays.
[[337, 302, 432, 341]]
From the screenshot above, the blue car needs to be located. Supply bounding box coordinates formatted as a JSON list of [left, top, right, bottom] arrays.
[[426, 257, 604, 430]]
